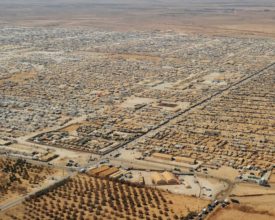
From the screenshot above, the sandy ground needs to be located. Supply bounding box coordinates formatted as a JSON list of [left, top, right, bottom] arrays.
[[209, 181, 275, 220], [209, 204, 275, 220], [145, 157, 199, 169], [0, 70, 37, 86], [120, 96, 155, 108], [158, 175, 202, 197], [230, 183, 275, 196], [0, 0, 275, 38], [208, 166, 240, 182], [0, 143, 48, 157], [164, 192, 209, 216], [50, 150, 92, 167], [197, 176, 228, 199], [0, 168, 65, 205], [235, 195, 275, 215], [129, 169, 227, 200], [0, 160, 63, 206], [2, 142, 94, 168]]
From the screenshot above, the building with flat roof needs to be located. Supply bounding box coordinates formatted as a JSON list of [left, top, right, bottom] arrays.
[[152, 152, 173, 161], [162, 171, 178, 185], [151, 172, 166, 185]]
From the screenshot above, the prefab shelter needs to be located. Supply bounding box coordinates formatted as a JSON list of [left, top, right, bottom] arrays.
[[87, 165, 110, 176], [174, 156, 196, 165], [152, 153, 173, 161], [162, 171, 178, 185], [151, 172, 166, 185], [98, 167, 119, 178]]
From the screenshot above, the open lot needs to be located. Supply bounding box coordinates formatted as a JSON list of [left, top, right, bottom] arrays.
[[209, 201, 275, 220]]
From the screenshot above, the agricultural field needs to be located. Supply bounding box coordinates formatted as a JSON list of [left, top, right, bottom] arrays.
[[0, 174, 208, 220], [0, 157, 58, 206]]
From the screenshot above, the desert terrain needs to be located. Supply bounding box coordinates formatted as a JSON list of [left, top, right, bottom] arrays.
[[0, 0, 275, 38]]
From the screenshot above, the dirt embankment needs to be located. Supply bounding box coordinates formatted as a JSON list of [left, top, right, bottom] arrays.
[[209, 204, 275, 220]]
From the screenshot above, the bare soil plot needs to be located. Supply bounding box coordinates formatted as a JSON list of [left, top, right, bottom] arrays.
[[209, 203, 275, 220], [230, 183, 275, 197]]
